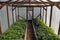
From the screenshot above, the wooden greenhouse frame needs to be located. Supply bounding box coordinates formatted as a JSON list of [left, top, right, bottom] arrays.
[[0, 0, 60, 34]]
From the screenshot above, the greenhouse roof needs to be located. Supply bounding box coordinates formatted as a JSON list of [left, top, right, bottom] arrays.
[[0, 0, 60, 9]]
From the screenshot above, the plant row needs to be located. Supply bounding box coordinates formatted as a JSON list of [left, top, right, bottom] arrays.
[[34, 18, 60, 40], [0, 20, 26, 40]]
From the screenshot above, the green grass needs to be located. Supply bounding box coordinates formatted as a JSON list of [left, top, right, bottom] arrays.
[[34, 18, 60, 40], [0, 20, 26, 40]]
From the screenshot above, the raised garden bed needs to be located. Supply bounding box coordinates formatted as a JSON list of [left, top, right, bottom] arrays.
[[0, 20, 26, 40], [34, 18, 60, 40]]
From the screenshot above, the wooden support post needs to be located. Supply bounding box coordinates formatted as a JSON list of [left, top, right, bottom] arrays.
[[42, 7, 43, 21], [15, 7, 17, 21], [32, 7, 34, 20], [49, 6, 53, 27], [0, 22, 2, 34], [18, 7, 19, 20], [6, 5, 10, 28], [43, 7, 44, 22], [26, 7, 28, 21], [40, 7, 41, 19], [58, 22, 60, 35], [45, 7, 47, 24], [12, 6, 14, 23]]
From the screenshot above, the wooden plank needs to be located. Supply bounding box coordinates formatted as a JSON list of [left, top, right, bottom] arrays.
[[6, 5, 10, 28], [49, 6, 53, 27]]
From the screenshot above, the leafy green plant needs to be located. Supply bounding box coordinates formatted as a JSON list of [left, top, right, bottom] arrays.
[[0, 20, 26, 40], [34, 18, 60, 40]]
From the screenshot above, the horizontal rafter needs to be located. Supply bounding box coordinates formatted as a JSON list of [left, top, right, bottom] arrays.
[[0, 1, 60, 5]]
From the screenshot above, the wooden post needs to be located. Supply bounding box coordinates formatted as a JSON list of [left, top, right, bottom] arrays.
[[15, 7, 17, 21], [45, 7, 47, 24], [43, 7, 44, 22], [49, 6, 53, 27], [26, 7, 28, 21], [40, 7, 41, 19], [6, 5, 10, 27], [42, 7, 43, 21], [32, 7, 34, 20], [18, 7, 19, 20], [58, 22, 60, 35], [0, 22, 2, 34], [12, 6, 14, 23]]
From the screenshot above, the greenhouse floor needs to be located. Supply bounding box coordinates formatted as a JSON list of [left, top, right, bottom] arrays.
[[26, 20, 36, 40]]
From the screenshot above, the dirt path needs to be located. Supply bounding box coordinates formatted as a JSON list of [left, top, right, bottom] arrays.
[[26, 20, 36, 40]]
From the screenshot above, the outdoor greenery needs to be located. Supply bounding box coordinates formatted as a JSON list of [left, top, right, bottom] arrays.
[[34, 18, 60, 40], [0, 20, 26, 40]]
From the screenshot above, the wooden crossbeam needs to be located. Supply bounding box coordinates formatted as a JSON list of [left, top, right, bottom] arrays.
[[56, 5, 60, 9], [0, 4, 5, 9], [10, 5, 50, 7], [47, 0, 60, 9], [0, 1, 60, 5]]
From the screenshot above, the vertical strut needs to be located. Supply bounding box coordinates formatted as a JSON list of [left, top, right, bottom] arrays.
[[6, 5, 10, 27], [49, 6, 53, 27]]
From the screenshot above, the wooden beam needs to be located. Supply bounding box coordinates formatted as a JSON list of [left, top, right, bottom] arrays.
[[45, 7, 47, 24], [0, 22, 2, 34], [6, 5, 10, 28], [11, 5, 49, 7], [40, 7, 41, 19], [0, 1, 60, 5], [0, 4, 5, 9], [18, 7, 19, 19], [49, 6, 53, 27], [26, 7, 28, 20], [12, 6, 14, 23], [56, 5, 60, 9], [32, 7, 34, 20], [47, 0, 60, 9], [15, 7, 17, 21], [58, 22, 60, 35], [43, 7, 44, 21]]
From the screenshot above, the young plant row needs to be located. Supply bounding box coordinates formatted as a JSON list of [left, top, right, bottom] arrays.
[[34, 19, 60, 40], [0, 20, 26, 40]]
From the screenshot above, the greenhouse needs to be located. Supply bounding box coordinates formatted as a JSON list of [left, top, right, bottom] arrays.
[[0, 0, 60, 40]]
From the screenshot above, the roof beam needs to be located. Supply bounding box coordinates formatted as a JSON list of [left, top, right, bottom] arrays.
[[10, 5, 50, 7], [56, 5, 60, 9], [0, 3, 5, 9], [47, 0, 60, 9], [0, 1, 60, 5]]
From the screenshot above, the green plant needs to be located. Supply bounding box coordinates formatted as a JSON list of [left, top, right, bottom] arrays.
[[0, 20, 26, 40], [35, 18, 60, 40]]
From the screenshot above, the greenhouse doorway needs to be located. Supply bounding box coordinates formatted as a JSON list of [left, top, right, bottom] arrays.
[[27, 7, 34, 20]]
